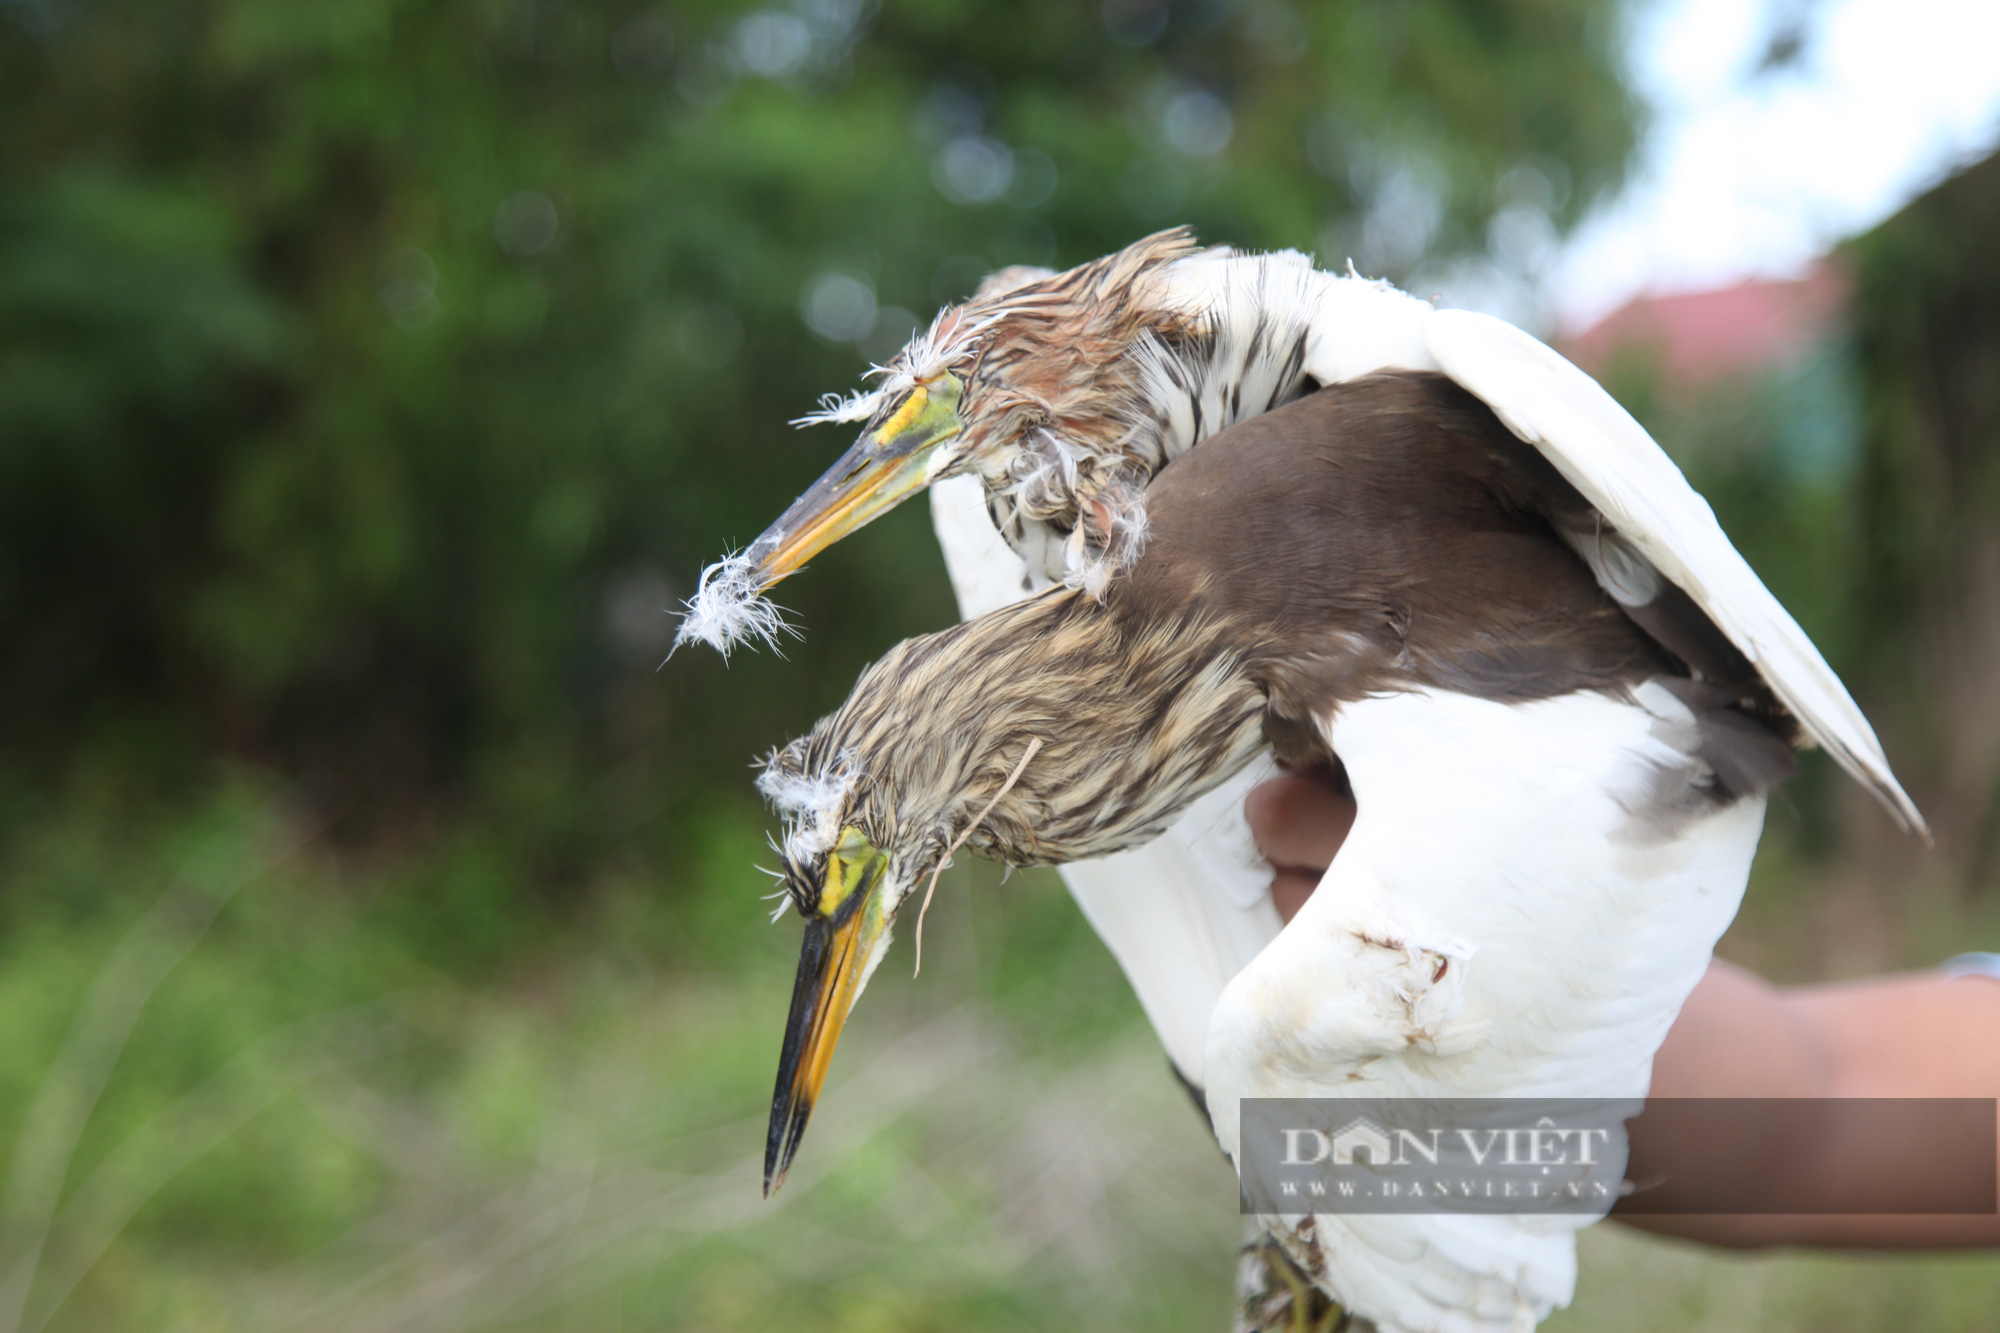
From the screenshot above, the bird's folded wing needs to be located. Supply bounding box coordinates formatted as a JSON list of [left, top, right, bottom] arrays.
[[1424, 308, 1925, 835], [930, 477, 1283, 1085]]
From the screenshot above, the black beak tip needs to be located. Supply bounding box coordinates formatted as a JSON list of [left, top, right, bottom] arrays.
[[762, 1131, 787, 1197], [764, 914, 835, 1201], [762, 1132, 785, 1199], [763, 1094, 812, 1199]]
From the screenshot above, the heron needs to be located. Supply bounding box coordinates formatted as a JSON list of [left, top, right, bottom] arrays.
[[754, 372, 1922, 1332], [683, 231, 1924, 1102]]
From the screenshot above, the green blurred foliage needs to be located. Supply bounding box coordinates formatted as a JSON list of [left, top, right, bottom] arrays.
[[0, 790, 1257, 1332], [1843, 148, 2000, 874], [0, 793, 1990, 1332], [0, 0, 1637, 926]]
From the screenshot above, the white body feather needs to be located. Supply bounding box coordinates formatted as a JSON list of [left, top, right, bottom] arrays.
[[1205, 687, 1763, 1333]]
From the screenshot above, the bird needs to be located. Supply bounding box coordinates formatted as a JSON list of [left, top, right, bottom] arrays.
[[754, 371, 1923, 1332], [683, 229, 1924, 1106]]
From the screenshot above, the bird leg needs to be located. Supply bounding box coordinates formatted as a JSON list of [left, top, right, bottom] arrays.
[[1234, 1230, 1362, 1333]]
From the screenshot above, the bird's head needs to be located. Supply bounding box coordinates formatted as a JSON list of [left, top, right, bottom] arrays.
[[676, 228, 1243, 655], [753, 742, 906, 1197], [752, 628, 1051, 1196], [751, 590, 1270, 1194]]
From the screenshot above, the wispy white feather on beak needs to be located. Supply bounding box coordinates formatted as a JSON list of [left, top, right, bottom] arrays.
[[671, 553, 798, 660], [790, 387, 884, 428]]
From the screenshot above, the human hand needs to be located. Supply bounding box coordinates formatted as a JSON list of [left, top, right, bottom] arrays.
[[1243, 760, 1357, 924]]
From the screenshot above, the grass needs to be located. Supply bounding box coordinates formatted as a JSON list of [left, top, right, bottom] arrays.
[[0, 784, 1993, 1331]]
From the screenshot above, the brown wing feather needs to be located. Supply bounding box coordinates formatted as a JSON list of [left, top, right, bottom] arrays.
[[1114, 372, 1796, 800]]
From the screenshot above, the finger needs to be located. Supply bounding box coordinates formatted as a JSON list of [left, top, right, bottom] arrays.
[[1270, 868, 1320, 926], [1245, 772, 1357, 872]]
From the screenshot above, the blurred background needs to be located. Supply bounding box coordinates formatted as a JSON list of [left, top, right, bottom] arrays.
[[2, 0, 1998, 1328]]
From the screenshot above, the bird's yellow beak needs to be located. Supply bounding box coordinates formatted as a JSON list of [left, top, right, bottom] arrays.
[[765, 827, 896, 1196], [743, 375, 965, 593]]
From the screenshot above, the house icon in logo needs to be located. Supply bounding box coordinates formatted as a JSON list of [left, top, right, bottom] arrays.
[[1330, 1117, 1395, 1165]]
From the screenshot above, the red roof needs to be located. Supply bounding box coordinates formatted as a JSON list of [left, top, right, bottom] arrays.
[[1559, 262, 1848, 389]]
